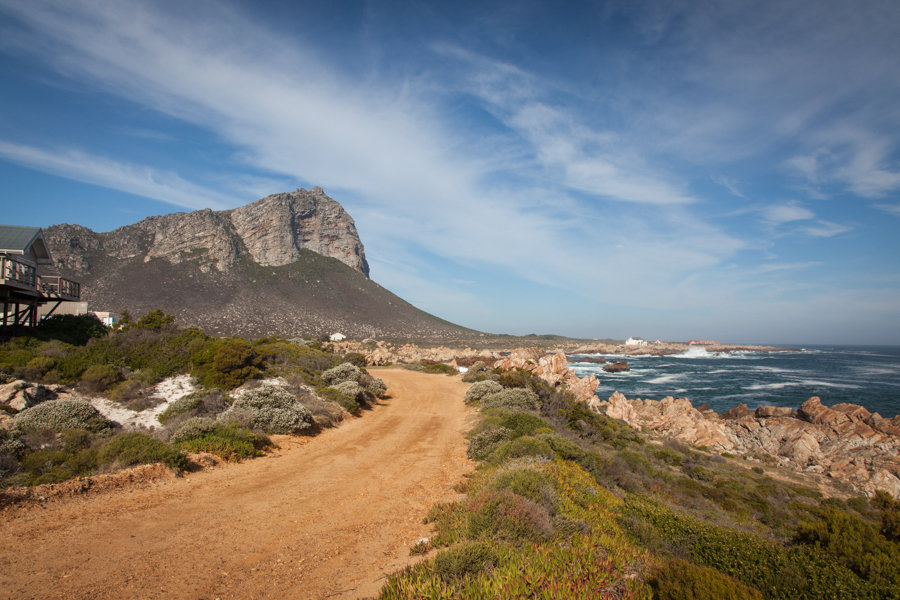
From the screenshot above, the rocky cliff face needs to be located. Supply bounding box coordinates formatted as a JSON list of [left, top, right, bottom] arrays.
[[37, 189, 478, 341], [44, 187, 369, 277]]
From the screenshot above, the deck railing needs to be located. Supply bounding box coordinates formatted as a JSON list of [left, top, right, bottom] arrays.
[[0, 256, 37, 288], [39, 276, 81, 300]]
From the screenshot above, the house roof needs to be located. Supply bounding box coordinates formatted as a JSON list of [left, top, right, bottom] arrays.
[[0, 225, 53, 264]]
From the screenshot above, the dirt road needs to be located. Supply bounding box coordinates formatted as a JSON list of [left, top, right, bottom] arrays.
[[0, 369, 473, 600]]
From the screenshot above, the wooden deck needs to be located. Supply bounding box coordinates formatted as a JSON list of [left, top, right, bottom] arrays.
[[1, 255, 81, 326]]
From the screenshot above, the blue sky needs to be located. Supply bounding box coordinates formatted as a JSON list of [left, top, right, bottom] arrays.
[[1, 0, 899, 345]]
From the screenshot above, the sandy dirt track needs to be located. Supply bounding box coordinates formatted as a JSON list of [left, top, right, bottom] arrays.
[[0, 369, 473, 600]]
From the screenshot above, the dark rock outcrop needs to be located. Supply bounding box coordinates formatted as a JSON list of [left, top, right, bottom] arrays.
[[603, 361, 630, 373]]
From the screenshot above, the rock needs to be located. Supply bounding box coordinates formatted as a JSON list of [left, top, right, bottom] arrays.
[[720, 403, 754, 419], [599, 391, 639, 427], [45, 188, 369, 277], [603, 361, 630, 373], [0, 380, 28, 404], [755, 405, 793, 418], [591, 391, 900, 498], [5, 383, 59, 411]]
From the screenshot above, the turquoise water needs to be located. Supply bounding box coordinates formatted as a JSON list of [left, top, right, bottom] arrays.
[[569, 345, 900, 418]]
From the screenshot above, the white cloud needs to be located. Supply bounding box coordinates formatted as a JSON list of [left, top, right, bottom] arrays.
[[874, 203, 900, 217], [0, 140, 238, 210], [763, 202, 815, 224], [799, 220, 852, 238]]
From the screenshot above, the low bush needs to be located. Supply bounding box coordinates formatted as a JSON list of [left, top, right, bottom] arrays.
[[321, 362, 362, 386], [536, 433, 584, 461], [14, 399, 112, 433], [461, 361, 489, 383], [432, 541, 498, 580], [317, 386, 360, 414], [481, 388, 540, 413], [175, 423, 270, 461], [171, 417, 218, 444], [421, 363, 458, 375], [464, 380, 503, 405], [219, 385, 314, 434], [467, 489, 554, 542], [98, 432, 187, 470], [491, 436, 555, 464], [651, 559, 764, 600], [359, 373, 387, 397], [467, 425, 513, 461], [157, 394, 202, 424], [498, 412, 550, 438], [79, 364, 121, 394], [490, 465, 557, 514]]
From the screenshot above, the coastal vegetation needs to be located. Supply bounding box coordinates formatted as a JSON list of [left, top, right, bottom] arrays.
[[0, 311, 386, 490], [380, 366, 900, 599]]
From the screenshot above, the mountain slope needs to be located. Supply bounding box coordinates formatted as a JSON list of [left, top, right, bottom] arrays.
[[42, 189, 479, 341]]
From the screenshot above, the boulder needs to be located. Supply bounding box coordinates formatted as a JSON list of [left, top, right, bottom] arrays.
[[603, 361, 630, 373], [755, 405, 793, 419]]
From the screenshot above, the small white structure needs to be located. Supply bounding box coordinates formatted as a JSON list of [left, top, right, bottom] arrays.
[[625, 337, 648, 347], [329, 332, 347, 342]]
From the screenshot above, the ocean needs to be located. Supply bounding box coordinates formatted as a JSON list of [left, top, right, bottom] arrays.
[[569, 345, 900, 419]]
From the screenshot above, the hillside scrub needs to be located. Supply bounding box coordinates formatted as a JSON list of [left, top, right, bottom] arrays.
[[379, 365, 900, 600], [0, 312, 384, 488]]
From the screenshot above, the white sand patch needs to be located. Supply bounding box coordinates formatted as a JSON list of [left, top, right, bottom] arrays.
[[89, 375, 199, 430]]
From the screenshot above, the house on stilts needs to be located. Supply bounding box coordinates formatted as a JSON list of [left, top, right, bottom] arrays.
[[0, 225, 81, 327]]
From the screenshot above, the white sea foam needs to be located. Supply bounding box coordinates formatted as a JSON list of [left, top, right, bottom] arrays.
[[646, 373, 687, 385], [744, 380, 861, 391]]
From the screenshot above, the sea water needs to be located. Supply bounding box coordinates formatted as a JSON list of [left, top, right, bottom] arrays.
[[569, 345, 900, 418]]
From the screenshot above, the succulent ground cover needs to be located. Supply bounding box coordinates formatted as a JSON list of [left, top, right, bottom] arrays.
[[380, 366, 900, 599]]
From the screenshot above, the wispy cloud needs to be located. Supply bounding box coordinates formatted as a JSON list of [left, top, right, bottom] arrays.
[[874, 203, 900, 218], [762, 202, 815, 225], [0, 140, 238, 210]]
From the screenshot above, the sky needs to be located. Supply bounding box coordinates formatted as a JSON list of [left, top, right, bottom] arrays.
[[0, 0, 899, 345]]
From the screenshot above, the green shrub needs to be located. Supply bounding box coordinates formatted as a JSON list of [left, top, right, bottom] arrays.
[[176, 423, 270, 461], [651, 559, 764, 600], [498, 412, 550, 438], [80, 364, 121, 393], [466, 489, 554, 542], [321, 362, 362, 386], [536, 433, 584, 461], [623, 495, 882, 600], [171, 416, 218, 443], [481, 388, 540, 413], [467, 425, 513, 461], [157, 394, 203, 424], [464, 380, 503, 405], [342, 352, 368, 367], [219, 385, 314, 434], [317, 386, 360, 414], [36, 314, 107, 345], [490, 465, 557, 513], [432, 541, 498, 580], [206, 339, 261, 389], [794, 505, 900, 589], [14, 399, 112, 433], [421, 363, 458, 375], [19, 446, 99, 484], [132, 309, 175, 330], [491, 436, 555, 464], [98, 432, 187, 470], [23, 355, 56, 379]]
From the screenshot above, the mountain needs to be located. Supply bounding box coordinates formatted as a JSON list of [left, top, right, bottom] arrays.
[[43, 188, 479, 341]]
